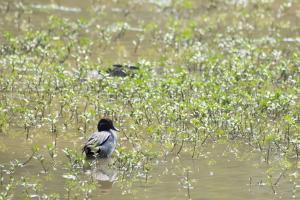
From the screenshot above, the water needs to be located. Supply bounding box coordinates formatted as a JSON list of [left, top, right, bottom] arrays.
[[0, 130, 297, 199]]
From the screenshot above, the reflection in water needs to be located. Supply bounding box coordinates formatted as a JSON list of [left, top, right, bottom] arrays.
[[84, 158, 118, 193]]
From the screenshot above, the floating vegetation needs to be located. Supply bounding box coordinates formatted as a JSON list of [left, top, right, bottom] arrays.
[[0, 0, 299, 199]]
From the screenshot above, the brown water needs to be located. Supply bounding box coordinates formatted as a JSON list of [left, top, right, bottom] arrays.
[[0, 130, 298, 199], [1, 0, 300, 199]]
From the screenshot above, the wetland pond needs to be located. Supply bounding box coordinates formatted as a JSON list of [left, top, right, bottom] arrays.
[[0, 0, 300, 199]]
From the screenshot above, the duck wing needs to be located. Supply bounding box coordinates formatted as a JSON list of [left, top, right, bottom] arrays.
[[83, 131, 111, 152]]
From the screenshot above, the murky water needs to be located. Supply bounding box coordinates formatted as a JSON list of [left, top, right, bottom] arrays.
[[1, 0, 300, 199], [0, 130, 298, 199]]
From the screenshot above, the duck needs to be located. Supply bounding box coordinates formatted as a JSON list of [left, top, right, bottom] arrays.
[[83, 118, 118, 159]]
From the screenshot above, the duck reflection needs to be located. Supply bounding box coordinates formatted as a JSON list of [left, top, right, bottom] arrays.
[[84, 158, 118, 193]]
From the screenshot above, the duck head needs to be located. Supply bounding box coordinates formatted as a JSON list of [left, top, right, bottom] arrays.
[[97, 118, 118, 132]]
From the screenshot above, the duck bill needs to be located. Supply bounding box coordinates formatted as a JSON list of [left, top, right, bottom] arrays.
[[112, 126, 119, 131]]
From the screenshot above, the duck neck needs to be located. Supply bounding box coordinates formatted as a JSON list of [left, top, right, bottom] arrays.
[[109, 129, 118, 139]]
